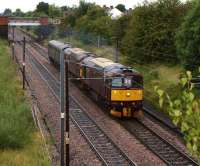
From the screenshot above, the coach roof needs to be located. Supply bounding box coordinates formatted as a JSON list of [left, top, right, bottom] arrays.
[[68, 48, 96, 61], [49, 40, 71, 50]]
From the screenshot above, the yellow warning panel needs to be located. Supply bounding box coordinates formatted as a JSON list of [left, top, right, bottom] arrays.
[[111, 89, 143, 101]]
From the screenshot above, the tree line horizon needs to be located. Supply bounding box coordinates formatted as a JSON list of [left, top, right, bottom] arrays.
[[2, 0, 200, 73]]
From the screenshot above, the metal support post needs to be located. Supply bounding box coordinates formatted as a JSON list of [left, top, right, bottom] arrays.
[[60, 49, 65, 166], [12, 27, 14, 41], [115, 39, 119, 63], [22, 37, 26, 90], [65, 59, 69, 166], [12, 42, 15, 60], [97, 35, 100, 48]]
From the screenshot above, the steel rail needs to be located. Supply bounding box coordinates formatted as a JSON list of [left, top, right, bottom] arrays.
[[121, 120, 199, 166]]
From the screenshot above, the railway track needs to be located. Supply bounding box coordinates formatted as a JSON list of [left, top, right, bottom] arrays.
[[24, 45, 136, 166], [30, 42, 49, 60], [121, 120, 199, 166]]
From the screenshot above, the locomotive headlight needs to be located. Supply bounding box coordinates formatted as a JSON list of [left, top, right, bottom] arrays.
[[126, 92, 131, 97]]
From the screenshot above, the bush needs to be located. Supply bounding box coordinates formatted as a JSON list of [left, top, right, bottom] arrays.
[[121, 0, 188, 64], [155, 70, 200, 160]]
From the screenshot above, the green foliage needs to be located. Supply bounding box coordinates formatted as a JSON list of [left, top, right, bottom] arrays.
[[155, 70, 200, 160], [176, 0, 200, 73], [111, 14, 131, 45], [36, 1, 49, 15], [75, 0, 93, 18], [121, 0, 188, 64], [115, 4, 126, 12], [0, 133, 50, 166], [48, 4, 62, 18], [61, 14, 76, 29], [13, 9, 24, 17], [75, 4, 112, 38], [34, 25, 55, 40], [3, 8, 12, 16], [0, 40, 34, 149]]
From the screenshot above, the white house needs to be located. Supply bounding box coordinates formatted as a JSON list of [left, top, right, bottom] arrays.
[[109, 8, 123, 20]]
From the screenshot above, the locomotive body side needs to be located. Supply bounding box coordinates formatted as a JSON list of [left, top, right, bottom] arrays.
[[64, 48, 89, 77]]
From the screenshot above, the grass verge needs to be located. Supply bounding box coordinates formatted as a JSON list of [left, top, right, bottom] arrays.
[[0, 39, 50, 165]]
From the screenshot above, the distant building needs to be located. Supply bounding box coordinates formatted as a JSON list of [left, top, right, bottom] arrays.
[[121, 8, 133, 17], [109, 8, 123, 20]]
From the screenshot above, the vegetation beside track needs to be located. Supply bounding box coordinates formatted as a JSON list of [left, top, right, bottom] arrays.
[[0, 40, 50, 165], [155, 71, 200, 162]]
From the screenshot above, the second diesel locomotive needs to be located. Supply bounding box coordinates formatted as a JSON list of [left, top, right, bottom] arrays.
[[48, 40, 143, 118]]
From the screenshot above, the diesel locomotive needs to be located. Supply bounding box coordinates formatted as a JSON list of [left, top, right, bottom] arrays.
[[48, 40, 144, 118]]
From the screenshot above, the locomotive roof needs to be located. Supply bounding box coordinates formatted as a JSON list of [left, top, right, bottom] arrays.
[[70, 48, 86, 54], [90, 58, 115, 68], [82, 56, 96, 67], [66, 48, 96, 62], [49, 40, 71, 50]]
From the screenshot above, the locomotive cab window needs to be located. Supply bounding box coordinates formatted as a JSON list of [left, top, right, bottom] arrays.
[[124, 77, 132, 87], [112, 78, 123, 87]]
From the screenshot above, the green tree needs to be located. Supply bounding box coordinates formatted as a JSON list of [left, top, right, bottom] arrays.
[[3, 8, 12, 16], [111, 14, 131, 47], [115, 4, 126, 12], [36, 2, 49, 15], [49, 4, 62, 18], [121, 0, 188, 64], [13, 9, 24, 17], [24, 11, 34, 17], [75, 0, 93, 18], [176, 0, 200, 73], [75, 4, 112, 38]]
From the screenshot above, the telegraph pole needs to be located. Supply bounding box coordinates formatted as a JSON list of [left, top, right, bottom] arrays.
[[60, 49, 65, 166], [12, 42, 15, 60], [12, 27, 14, 41], [65, 59, 69, 165], [115, 39, 119, 63], [22, 37, 26, 90]]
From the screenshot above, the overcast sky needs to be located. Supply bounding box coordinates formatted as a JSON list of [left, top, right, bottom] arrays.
[[0, 0, 154, 13], [0, 0, 187, 13]]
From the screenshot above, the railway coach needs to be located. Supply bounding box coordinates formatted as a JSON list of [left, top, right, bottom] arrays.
[[48, 40, 144, 118]]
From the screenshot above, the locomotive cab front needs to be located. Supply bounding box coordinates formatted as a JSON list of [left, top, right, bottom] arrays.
[[108, 72, 143, 118]]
